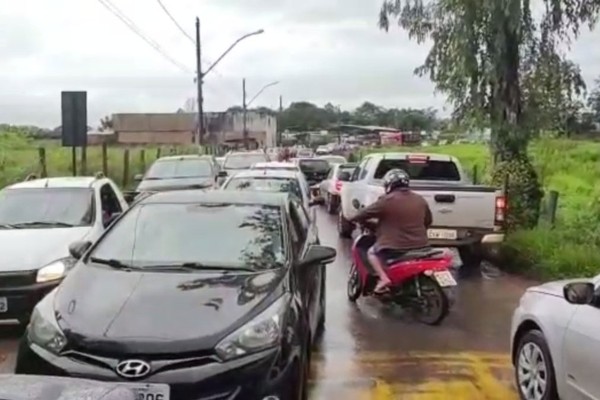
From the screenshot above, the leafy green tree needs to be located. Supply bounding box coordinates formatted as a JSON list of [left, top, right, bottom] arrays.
[[379, 0, 600, 229]]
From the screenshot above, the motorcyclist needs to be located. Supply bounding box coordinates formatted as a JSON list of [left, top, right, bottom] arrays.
[[349, 168, 432, 293]]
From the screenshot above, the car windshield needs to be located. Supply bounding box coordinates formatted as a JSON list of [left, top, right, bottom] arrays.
[[224, 153, 268, 169], [0, 188, 94, 227], [374, 159, 461, 181], [320, 156, 347, 164], [91, 203, 285, 270], [298, 159, 330, 173], [145, 159, 213, 179], [224, 177, 303, 200]]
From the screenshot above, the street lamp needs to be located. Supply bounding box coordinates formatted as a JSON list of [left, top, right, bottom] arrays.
[[243, 80, 280, 149], [195, 20, 264, 146]]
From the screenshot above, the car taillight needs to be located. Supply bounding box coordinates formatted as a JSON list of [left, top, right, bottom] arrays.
[[495, 195, 506, 225], [335, 180, 343, 191]]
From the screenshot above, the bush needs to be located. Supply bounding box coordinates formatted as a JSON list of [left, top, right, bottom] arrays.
[[367, 139, 600, 279]]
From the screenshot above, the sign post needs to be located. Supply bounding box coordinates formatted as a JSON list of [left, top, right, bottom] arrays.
[[61, 91, 87, 176]]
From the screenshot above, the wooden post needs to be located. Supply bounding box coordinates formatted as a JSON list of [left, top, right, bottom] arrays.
[[140, 149, 146, 173], [81, 143, 87, 175], [122, 149, 130, 188], [156, 147, 162, 159], [472, 165, 478, 184], [38, 147, 47, 178], [548, 190, 559, 227], [101, 142, 108, 176]]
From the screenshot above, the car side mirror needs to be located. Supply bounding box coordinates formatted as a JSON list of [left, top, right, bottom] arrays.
[[297, 245, 337, 267], [338, 171, 351, 182], [218, 171, 228, 178], [68, 240, 92, 260], [103, 212, 122, 228], [134, 174, 143, 182], [563, 282, 595, 305], [351, 199, 361, 210]]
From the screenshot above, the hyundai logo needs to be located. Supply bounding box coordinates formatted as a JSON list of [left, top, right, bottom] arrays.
[[115, 359, 152, 379]]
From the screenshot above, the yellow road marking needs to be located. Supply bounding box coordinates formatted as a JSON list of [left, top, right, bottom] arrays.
[[309, 351, 517, 399]]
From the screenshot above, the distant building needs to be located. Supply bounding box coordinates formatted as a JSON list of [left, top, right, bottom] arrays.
[[112, 111, 276, 148]]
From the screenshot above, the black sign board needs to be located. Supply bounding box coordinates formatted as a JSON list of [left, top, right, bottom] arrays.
[[61, 91, 87, 147]]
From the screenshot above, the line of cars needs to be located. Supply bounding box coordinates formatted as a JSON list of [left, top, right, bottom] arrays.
[[1, 149, 342, 400]]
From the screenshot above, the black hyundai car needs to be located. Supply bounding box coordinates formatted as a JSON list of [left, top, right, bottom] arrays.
[[15, 190, 336, 400]]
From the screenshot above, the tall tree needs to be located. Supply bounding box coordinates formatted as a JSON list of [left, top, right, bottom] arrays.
[[379, 0, 600, 229], [588, 77, 600, 124]]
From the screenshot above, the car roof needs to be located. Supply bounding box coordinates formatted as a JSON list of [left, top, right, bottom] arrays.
[[228, 169, 300, 179], [253, 161, 296, 167], [7, 176, 107, 190], [141, 189, 290, 206], [154, 155, 212, 161], [365, 152, 455, 162]]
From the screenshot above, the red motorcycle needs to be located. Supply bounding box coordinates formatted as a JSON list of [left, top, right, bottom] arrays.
[[347, 225, 457, 325]]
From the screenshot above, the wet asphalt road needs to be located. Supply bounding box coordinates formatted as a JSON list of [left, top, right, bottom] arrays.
[[0, 208, 535, 399]]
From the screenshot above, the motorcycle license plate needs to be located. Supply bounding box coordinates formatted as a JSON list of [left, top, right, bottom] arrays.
[[433, 270, 457, 287]]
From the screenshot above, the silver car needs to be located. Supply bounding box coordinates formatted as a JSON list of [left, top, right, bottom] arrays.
[[511, 276, 600, 400]]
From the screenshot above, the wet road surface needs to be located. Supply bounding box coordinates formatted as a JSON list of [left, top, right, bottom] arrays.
[[0, 208, 535, 399]]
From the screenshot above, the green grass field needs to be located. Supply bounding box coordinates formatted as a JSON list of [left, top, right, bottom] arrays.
[[365, 139, 600, 279]]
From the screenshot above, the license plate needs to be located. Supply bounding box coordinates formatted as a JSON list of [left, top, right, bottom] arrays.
[[433, 270, 457, 287], [127, 383, 170, 400], [0, 297, 7, 313], [427, 229, 457, 240]]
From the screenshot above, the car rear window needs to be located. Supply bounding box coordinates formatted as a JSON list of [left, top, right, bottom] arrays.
[[373, 159, 461, 181], [224, 153, 269, 169], [336, 165, 357, 178], [145, 159, 213, 179], [298, 159, 329, 173], [223, 177, 303, 200], [91, 203, 285, 270]]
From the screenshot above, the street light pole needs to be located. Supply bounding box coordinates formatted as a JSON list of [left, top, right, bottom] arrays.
[[242, 80, 279, 150], [195, 17, 203, 147], [194, 22, 264, 149]]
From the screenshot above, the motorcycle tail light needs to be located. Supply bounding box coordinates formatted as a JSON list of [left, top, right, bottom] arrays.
[[334, 180, 342, 192]]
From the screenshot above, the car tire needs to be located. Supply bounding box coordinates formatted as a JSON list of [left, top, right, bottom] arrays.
[[515, 330, 559, 400], [338, 211, 353, 238]]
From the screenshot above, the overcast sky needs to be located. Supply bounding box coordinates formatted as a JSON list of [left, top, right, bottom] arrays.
[[1, 0, 600, 128]]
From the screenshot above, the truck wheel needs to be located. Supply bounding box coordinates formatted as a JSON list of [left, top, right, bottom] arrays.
[[338, 211, 353, 238]]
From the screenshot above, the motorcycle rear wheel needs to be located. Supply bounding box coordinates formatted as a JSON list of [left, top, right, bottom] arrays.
[[347, 263, 361, 302], [409, 275, 449, 326]]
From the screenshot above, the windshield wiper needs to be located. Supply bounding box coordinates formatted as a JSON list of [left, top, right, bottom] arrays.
[[0, 223, 18, 229], [12, 221, 75, 228], [89, 257, 138, 271], [143, 263, 253, 272]]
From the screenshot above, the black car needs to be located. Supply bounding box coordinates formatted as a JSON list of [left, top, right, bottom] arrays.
[[15, 190, 336, 400], [295, 158, 330, 186], [131, 155, 220, 199]]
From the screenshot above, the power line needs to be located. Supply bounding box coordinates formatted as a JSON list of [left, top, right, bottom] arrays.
[[95, 0, 192, 73], [156, 0, 195, 44]]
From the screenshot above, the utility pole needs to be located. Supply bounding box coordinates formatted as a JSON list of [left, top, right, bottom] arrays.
[[242, 78, 248, 149], [277, 95, 283, 146], [195, 17, 204, 147]]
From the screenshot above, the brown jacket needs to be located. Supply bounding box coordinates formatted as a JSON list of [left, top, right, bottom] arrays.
[[351, 189, 432, 250]]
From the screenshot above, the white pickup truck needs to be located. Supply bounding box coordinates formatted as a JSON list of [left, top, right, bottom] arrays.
[[338, 152, 506, 267]]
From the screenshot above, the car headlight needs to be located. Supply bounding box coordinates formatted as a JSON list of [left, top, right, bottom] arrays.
[[215, 295, 289, 361], [28, 297, 67, 354], [36, 258, 76, 283]]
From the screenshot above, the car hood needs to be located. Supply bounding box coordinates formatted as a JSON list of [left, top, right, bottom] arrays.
[[0, 375, 136, 400], [529, 279, 585, 297], [136, 177, 214, 192], [0, 227, 90, 272], [55, 265, 286, 354]]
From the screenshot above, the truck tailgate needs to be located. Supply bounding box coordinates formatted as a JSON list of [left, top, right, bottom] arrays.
[[413, 183, 498, 230]]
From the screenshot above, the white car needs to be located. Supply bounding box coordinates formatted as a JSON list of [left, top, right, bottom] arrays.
[[318, 163, 357, 214], [220, 169, 315, 219], [511, 277, 600, 400], [317, 155, 347, 165], [250, 161, 300, 172], [222, 151, 270, 173]]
